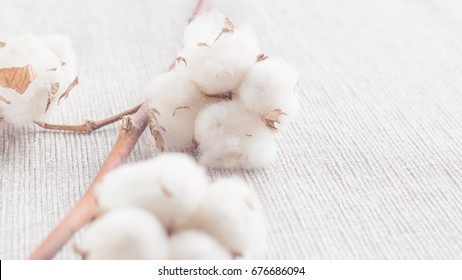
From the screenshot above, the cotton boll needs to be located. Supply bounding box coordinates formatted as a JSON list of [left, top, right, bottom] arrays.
[[237, 58, 299, 129], [0, 34, 77, 124], [146, 71, 211, 149], [194, 101, 277, 169], [96, 153, 209, 231], [187, 178, 266, 258], [78, 208, 169, 260], [179, 15, 260, 95], [169, 230, 232, 260]]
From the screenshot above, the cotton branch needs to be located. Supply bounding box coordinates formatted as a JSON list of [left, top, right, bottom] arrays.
[[28, 0, 214, 260], [34, 103, 142, 133]]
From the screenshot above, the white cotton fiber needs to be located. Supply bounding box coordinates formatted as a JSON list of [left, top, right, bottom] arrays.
[[41, 34, 77, 77], [194, 101, 277, 169], [0, 34, 77, 124], [169, 230, 232, 260], [187, 177, 266, 258], [78, 208, 169, 260], [183, 13, 228, 48], [146, 71, 211, 149], [237, 58, 299, 129], [95, 153, 209, 231], [178, 13, 260, 95]]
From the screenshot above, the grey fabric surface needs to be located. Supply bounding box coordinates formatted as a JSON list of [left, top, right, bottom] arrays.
[[1, 0, 462, 259]]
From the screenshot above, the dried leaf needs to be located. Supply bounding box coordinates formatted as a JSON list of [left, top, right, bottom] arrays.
[[0, 64, 36, 94], [47, 67, 57, 72], [148, 109, 164, 152], [176, 56, 187, 66], [173, 106, 190, 117], [197, 42, 210, 48], [149, 108, 161, 122], [213, 17, 235, 43], [0, 95, 11, 105], [263, 109, 285, 133], [223, 17, 235, 33], [150, 129, 164, 152], [58, 76, 79, 104], [45, 83, 60, 112], [256, 54, 268, 62], [0, 42, 5, 48]]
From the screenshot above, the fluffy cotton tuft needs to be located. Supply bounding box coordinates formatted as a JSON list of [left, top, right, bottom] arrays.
[[183, 13, 228, 48], [187, 177, 266, 258], [169, 230, 232, 260], [88, 154, 266, 259], [0, 34, 77, 124], [78, 208, 169, 260], [238, 58, 299, 129], [95, 153, 209, 231], [147, 71, 211, 149], [142, 13, 299, 169], [194, 101, 276, 169], [41, 34, 77, 75], [178, 13, 260, 95]]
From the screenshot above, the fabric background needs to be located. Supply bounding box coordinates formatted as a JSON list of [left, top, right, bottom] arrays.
[[1, 0, 462, 259]]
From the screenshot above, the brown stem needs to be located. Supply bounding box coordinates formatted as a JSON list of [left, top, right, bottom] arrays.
[[34, 103, 142, 133], [28, 0, 214, 260]]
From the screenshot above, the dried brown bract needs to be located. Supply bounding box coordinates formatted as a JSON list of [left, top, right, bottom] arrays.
[[0, 64, 37, 94], [58, 76, 79, 104], [45, 83, 60, 112], [262, 109, 285, 133], [213, 17, 235, 43], [0, 95, 11, 105], [223, 17, 235, 33], [197, 42, 210, 48], [256, 54, 268, 62], [173, 106, 191, 117], [148, 109, 165, 152], [176, 56, 187, 66]]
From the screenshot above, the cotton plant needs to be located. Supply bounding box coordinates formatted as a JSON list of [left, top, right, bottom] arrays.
[[24, 0, 294, 260], [77, 153, 266, 260], [0, 34, 78, 124], [146, 12, 299, 169]]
